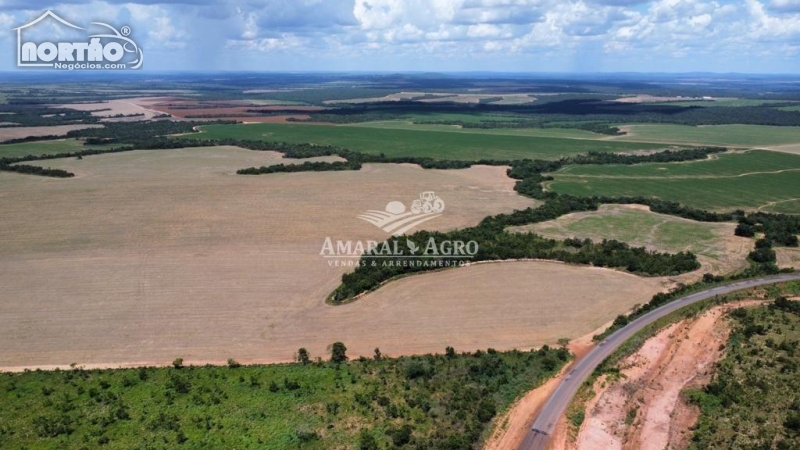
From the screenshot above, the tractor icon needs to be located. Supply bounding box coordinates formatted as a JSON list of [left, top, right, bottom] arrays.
[[411, 191, 445, 214]]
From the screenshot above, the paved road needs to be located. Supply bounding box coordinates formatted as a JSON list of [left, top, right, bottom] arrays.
[[518, 272, 800, 450]]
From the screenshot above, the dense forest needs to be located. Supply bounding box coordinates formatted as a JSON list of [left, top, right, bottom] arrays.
[[285, 98, 800, 127]]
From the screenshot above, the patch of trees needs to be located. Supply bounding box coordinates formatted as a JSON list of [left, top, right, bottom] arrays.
[[237, 160, 362, 174], [279, 97, 800, 127], [66, 120, 234, 147], [0, 163, 74, 178], [0, 105, 98, 127], [738, 212, 800, 247], [330, 203, 701, 303]]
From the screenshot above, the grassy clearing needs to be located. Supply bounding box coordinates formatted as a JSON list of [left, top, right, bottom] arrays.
[[512, 205, 747, 274], [180, 122, 668, 161], [0, 347, 568, 449], [549, 151, 800, 211], [614, 124, 800, 147]]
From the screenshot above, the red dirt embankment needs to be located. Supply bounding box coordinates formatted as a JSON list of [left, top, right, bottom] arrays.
[[549, 301, 760, 450]]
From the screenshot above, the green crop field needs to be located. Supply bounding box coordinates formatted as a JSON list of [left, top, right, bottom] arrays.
[[763, 199, 800, 215], [614, 124, 800, 147], [549, 150, 800, 211], [0, 139, 113, 158], [556, 150, 800, 177], [180, 122, 668, 161], [349, 119, 603, 139], [0, 347, 567, 449]]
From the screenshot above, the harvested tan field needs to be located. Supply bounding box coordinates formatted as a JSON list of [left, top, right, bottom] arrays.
[[777, 247, 800, 269], [54, 98, 164, 121], [2, 146, 645, 369], [552, 302, 755, 450], [0, 124, 102, 142], [511, 204, 752, 278]]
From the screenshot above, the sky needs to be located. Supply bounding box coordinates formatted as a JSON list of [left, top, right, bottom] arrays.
[[2, 0, 800, 73]]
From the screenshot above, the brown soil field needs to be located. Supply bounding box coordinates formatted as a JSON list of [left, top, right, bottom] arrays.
[[0, 146, 668, 370], [777, 247, 800, 269], [54, 99, 164, 121], [4, 146, 662, 369], [0, 124, 102, 142], [551, 301, 757, 450], [510, 204, 752, 279]]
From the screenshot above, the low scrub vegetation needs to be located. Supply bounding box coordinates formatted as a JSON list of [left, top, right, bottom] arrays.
[[687, 298, 800, 449], [0, 346, 568, 449]]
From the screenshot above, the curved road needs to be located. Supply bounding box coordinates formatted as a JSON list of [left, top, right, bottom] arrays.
[[518, 272, 800, 450]]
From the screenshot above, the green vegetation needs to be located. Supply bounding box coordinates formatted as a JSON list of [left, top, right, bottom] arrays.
[[556, 150, 800, 177], [551, 171, 799, 211], [687, 299, 800, 449], [526, 206, 724, 257], [764, 199, 800, 215], [181, 122, 667, 161], [0, 346, 569, 449], [350, 120, 604, 139], [549, 150, 800, 211]]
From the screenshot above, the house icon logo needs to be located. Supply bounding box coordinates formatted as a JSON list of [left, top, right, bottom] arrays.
[[13, 10, 143, 70]]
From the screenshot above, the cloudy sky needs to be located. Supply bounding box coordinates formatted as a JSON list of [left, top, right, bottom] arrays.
[[2, 0, 800, 72]]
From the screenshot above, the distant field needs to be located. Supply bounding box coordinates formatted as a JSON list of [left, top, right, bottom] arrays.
[[181, 123, 668, 161], [348, 120, 601, 139], [613, 124, 800, 147], [0, 124, 102, 143], [511, 205, 751, 276], [549, 150, 800, 211], [0, 138, 113, 158], [652, 99, 792, 108]]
